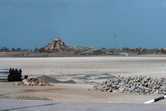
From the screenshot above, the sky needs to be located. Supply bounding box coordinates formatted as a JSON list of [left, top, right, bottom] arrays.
[[0, 0, 166, 49]]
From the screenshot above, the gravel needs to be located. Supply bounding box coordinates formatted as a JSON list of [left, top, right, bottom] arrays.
[[93, 75, 166, 94], [38, 75, 77, 84]]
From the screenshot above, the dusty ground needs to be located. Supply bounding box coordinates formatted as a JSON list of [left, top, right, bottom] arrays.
[[1, 56, 166, 104]]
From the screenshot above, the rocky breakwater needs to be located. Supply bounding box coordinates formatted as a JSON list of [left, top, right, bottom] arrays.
[[93, 76, 166, 94]]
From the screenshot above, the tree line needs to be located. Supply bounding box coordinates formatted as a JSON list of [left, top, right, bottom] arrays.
[[0, 47, 31, 52]]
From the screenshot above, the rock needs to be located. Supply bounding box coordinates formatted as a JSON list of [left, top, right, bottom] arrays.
[[118, 87, 125, 92], [93, 75, 166, 95], [22, 79, 29, 86], [144, 83, 148, 87], [107, 82, 112, 87], [108, 88, 113, 92], [93, 86, 98, 90], [16, 78, 52, 86], [113, 80, 119, 85]]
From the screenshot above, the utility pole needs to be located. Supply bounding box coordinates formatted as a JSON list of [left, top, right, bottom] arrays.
[[114, 34, 117, 50]]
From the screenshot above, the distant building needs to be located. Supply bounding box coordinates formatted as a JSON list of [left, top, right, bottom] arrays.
[[44, 37, 67, 52], [82, 49, 106, 55]]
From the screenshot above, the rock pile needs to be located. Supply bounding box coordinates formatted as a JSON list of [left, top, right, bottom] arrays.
[[17, 78, 51, 86], [93, 76, 166, 94]]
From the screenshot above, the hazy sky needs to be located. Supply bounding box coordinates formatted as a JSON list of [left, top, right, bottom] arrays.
[[0, 0, 166, 49]]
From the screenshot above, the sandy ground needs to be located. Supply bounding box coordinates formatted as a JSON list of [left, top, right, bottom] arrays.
[[1, 56, 166, 104], [1, 56, 166, 77]]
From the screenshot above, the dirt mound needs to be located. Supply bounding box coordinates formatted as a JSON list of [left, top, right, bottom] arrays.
[[38, 75, 77, 84], [17, 78, 51, 86]]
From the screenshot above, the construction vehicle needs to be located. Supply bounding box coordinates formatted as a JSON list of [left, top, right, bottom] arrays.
[[0, 68, 28, 81]]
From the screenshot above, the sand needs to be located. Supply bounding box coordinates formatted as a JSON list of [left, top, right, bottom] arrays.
[[1, 56, 166, 104], [1, 56, 166, 77]]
